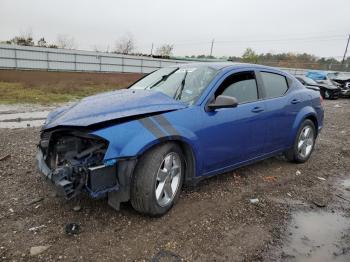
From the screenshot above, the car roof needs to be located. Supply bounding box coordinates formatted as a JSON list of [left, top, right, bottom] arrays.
[[169, 62, 278, 71]]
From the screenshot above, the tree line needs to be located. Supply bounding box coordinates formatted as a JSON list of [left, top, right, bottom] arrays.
[[186, 48, 350, 71], [0, 32, 174, 57]]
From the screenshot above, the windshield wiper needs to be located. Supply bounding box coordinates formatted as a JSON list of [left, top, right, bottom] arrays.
[[146, 75, 168, 90], [146, 68, 178, 90], [173, 71, 188, 100]]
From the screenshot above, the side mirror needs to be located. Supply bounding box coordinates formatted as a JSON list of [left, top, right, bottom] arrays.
[[207, 95, 238, 110]]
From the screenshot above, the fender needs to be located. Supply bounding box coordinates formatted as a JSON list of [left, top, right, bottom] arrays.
[[91, 114, 200, 176], [289, 105, 318, 146]]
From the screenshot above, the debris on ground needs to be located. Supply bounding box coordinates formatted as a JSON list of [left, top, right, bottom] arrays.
[[0, 154, 10, 161], [295, 170, 301, 176], [30, 245, 50, 256], [263, 176, 277, 183], [26, 197, 44, 206], [287, 193, 292, 197], [151, 250, 182, 262], [73, 205, 81, 212], [250, 198, 259, 204], [317, 177, 326, 181], [29, 225, 47, 232], [312, 200, 326, 208], [65, 223, 80, 235]]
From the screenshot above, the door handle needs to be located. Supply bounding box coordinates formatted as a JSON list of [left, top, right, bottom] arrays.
[[291, 98, 301, 104], [251, 107, 264, 113]]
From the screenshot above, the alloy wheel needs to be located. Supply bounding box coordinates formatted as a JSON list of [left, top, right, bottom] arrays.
[[297, 125, 314, 158], [155, 152, 182, 207]]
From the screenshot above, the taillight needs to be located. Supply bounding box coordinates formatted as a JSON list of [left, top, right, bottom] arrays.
[[320, 95, 324, 106]]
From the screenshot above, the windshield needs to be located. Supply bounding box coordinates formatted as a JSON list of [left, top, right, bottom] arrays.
[[130, 66, 218, 104], [328, 72, 350, 79], [303, 77, 318, 85], [327, 72, 338, 79]]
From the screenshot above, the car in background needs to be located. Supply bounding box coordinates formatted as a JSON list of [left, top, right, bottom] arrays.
[[328, 72, 350, 97], [306, 71, 350, 97], [296, 75, 340, 99], [37, 63, 324, 216]]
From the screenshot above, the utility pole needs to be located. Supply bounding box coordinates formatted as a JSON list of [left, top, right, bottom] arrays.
[[210, 39, 214, 57], [150, 43, 154, 56], [341, 34, 350, 69]]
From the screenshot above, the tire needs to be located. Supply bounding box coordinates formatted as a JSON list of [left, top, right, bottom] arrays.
[[131, 142, 184, 216], [285, 119, 316, 163]]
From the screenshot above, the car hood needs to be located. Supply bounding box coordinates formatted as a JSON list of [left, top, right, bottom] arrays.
[[332, 76, 350, 81], [42, 89, 187, 130], [314, 81, 340, 90]]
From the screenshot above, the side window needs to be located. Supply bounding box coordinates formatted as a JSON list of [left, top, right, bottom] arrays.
[[215, 71, 258, 104], [260, 72, 289, 98]]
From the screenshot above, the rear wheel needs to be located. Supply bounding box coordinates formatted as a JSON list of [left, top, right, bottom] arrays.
[[131, 143, 184, 216], [285, 119, 316, 163]]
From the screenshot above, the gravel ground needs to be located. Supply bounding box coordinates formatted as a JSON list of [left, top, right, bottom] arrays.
[[0, 99, 349, 261]]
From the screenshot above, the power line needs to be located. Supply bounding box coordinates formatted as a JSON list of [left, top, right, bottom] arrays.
[[166, 33, 348, 46], [215, 35, 346, 44]]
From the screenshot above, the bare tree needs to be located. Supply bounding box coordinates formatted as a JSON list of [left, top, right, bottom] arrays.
[[56, 34, 76, 49], [115, 33, 135, 54], [7, 29, 34, 46], [37, 37, 47, 47], [155, 44, 174, 57]]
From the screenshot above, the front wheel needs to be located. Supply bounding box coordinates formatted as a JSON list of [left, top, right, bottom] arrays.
[[131, 143, 184, 216], [285, 119, 316, 163]]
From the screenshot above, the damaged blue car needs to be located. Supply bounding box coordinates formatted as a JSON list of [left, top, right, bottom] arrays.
[[37, 63, 324, 216]]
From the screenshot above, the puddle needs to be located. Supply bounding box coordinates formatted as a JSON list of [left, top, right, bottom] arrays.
[[282, 211, 350, 261], [0, 111, 50, 128]]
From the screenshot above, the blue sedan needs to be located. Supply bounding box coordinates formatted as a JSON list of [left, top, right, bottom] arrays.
[[37, 62, 324, 216]]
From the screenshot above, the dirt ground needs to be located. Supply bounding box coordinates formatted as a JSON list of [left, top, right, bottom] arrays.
[[0, 99, 349, 261], [0, 70, 143, 104], [0, 70, 142, 88]]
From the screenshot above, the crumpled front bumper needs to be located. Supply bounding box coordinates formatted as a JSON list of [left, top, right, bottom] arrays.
[[36, 148, 119, 199], [340, 88, 350, 97], [36, 148, 137, 210]]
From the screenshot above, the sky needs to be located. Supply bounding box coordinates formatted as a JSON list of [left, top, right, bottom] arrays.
[[0, 0, 349, 59]]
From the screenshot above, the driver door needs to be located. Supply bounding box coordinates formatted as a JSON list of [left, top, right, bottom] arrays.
[[198, 70, 267, 175]]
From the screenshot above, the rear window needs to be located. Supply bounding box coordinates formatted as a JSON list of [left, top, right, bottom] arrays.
[[261, 72, 289, 98]]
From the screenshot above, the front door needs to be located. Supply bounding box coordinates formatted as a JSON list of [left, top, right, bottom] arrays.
[[198, 70, 267, 175]]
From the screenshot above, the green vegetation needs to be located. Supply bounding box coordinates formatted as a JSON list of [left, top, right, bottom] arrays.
[[185, 48, 350, 72], [0, 81, 122, 104]]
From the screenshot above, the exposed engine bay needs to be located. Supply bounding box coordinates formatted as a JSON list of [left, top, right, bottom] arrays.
[[38, 129, 118, 199]]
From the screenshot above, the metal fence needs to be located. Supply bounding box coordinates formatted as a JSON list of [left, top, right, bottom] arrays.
[[0, 44, 187, 74], [0, 43, 340, 76]]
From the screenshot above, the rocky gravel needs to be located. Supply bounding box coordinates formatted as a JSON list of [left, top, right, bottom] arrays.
[[0, 99, 349, 261]]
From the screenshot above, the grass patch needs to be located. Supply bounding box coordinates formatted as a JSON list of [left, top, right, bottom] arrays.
[[0, 81, 124, 104]]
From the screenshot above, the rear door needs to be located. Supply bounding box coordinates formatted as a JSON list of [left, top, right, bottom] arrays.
[[257, 71, 301, 152]]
